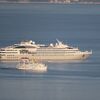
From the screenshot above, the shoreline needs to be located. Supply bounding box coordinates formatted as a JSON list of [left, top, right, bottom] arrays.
[[0, 2, 100, 5]]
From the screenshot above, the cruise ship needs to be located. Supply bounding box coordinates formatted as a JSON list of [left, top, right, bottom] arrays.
[[0, 40, 92, 62]]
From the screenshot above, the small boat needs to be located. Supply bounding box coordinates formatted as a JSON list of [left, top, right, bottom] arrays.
[[17, 57, 47, 72]]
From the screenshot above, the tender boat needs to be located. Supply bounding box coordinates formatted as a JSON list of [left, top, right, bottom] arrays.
[[17, 58, 47, 72]]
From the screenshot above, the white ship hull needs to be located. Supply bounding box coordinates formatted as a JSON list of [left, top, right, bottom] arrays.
[[0, 52, 91, 61], [17, 63, 47, 72]]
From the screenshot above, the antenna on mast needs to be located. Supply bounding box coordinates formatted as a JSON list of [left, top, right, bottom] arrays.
[[56, 39, 61, 44]]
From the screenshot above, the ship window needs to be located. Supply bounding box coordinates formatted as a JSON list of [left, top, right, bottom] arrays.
[[15, 46, 26, 48], [67, 47, 73, 49], [20, 50, 28, 53]]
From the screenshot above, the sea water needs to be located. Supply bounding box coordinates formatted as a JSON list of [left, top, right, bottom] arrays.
[[0, 3, 100, 100]]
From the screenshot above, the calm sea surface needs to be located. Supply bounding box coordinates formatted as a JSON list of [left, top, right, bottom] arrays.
[[0, 3, 100, 100]]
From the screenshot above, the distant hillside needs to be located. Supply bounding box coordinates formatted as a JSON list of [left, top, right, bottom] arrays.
[[0, 0, 100, 3], [79, 0, 100, 2]]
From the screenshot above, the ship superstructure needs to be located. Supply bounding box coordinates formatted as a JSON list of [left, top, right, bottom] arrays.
[[0, 40, 92, 61]]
